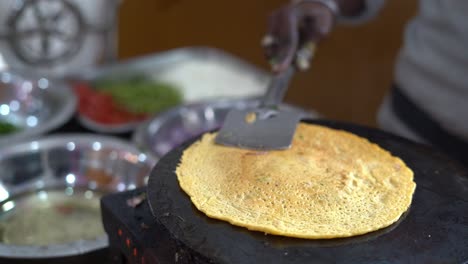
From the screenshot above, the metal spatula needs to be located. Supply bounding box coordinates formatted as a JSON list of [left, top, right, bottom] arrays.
[[215, 66, 304, 150]]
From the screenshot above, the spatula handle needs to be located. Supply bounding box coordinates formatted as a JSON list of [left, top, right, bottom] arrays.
[[261, 66, 295, 109]]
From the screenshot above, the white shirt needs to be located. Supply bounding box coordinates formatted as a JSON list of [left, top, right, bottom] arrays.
[[342, 0, 468, 143]]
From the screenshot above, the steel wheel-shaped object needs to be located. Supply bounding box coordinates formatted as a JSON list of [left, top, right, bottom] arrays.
[[7, 0, 85, 66]]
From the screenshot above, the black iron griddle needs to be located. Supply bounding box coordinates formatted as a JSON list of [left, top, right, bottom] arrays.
[[102, 119, 468, 264]]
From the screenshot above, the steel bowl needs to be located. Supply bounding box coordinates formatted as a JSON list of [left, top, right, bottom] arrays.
[[0, 72, 76, 146], [0, 134, 156, 259], [132, 99, 318, 161]]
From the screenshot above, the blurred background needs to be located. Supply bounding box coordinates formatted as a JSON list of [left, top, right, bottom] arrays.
[[118, 0, 417, 127]]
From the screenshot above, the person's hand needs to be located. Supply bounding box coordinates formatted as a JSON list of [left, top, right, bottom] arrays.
[[263, 1, 337, 73]]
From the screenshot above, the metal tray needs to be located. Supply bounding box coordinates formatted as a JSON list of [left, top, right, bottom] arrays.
[[73, 47, 271, 133], [0, 72, 76, 146], [0, 134, 156, 259]]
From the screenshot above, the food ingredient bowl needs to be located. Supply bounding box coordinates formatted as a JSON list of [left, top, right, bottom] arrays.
[[0, 134, 156, 259], [0, 72, 76, 146], [132, 99, 318, 161], [73, 47, 270, 134]]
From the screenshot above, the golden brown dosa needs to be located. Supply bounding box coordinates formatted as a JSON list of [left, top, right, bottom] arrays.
[[176, 123, 416, 239]]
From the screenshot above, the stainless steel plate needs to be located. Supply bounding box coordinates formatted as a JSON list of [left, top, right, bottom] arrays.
[[132, 99, 318, 161], [73, 47, 271, 133], [0, 72, 76, 146], [0, 134, 156, 258]]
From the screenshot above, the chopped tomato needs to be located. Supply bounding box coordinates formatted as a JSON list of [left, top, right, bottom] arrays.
[[73, 82, 149, 125]]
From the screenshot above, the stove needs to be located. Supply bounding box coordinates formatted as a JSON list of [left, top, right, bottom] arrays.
[[101, 188, 176, 264], [101, 120, 468, 264]]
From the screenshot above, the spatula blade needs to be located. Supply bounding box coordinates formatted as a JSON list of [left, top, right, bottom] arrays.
[[215, 108, 303, 150]]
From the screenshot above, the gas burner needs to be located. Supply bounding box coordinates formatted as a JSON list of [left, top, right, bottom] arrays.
[[102, 188, 171, 264]]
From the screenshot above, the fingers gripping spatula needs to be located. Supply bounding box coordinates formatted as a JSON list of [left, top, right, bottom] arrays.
[[215, 65, 304, 150]]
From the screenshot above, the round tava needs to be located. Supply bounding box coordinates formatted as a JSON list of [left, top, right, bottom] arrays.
[[147, 119, 468, 264]]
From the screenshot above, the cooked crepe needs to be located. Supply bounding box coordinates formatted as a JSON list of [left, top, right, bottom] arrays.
[[176, 123, 416, 239]]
